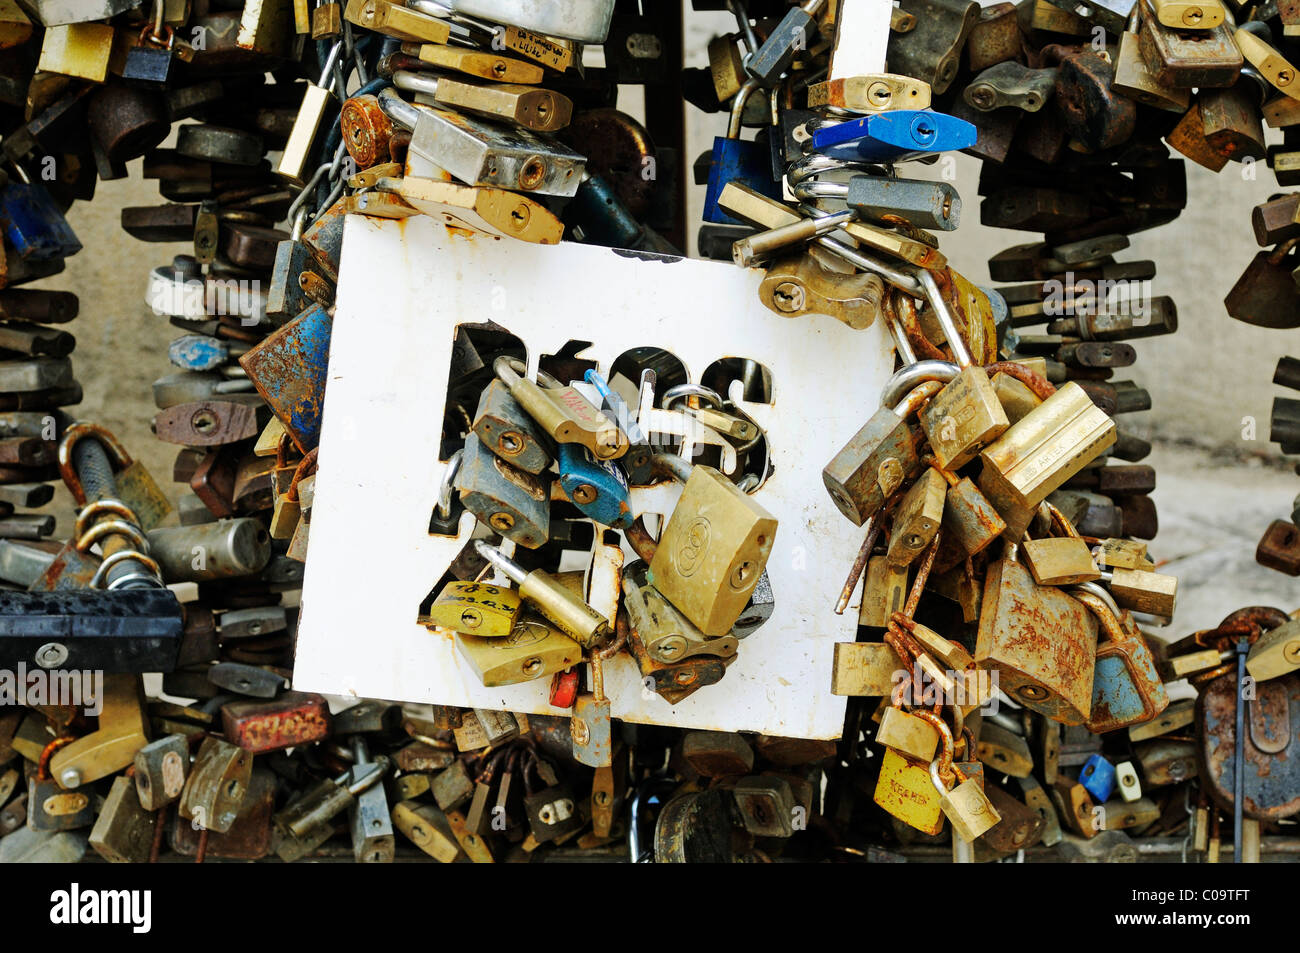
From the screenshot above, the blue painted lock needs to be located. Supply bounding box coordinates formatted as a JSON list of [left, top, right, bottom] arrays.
[[1080, 753, 1116, 803], [703, 135, 784, 226], [557, 442, 632, 528], [168, 333, 235, 372], [809, 110, 977, 163], [1087, 614, 1169, 734], [0, 182, 82, 262], [239, 303, 333, 452]]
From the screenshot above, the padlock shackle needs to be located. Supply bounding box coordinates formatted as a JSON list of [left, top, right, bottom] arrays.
[[881, 361, 956, 410], [392, 69, 440, 98], [662, 383, 723, 412], [1072, 579, 1122, 623], [58, 422, 134, 506], [915, 268, 973, 368], [1074, 588, 1127, 645], [377, 87, 422, 132], [892, 379, 943, 419], [727, 77, 761, 139]]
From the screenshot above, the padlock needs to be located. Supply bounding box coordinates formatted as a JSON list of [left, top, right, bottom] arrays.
[[645, 452, 776, 637], [399, 41, 545, 83], [37, 22, 114, 81], [930, 464, 1005, 566], [876, 706, 941, 762], [277, 42, 342, 186], [168, 767, 275, 861], [732, 775, 797, 837], [980, 784, 1047, 855], [807, 74, 933, 112], [622, 565, 738, 665], [379, 88, 584, 197], [88, 776, 155, 863], [1138, 6, 1242, 88], [523, 774, 583, 843], [976, 722, 1033, 777], [347, 737, 395, 864], [858, 555, 909, 628], [239, 302, 332, 453], [492, 357, 626, 461], [456, 432, 550, 549], [571, 650, 613, 768], [887, 466, 946, 567], [1246, 616, 1300, 681], [755, 250, 886, 329], [978, 380, 1115, 533], [1042, 44, 1136, 152], [454, 612, 581, 686], [963, 62, 1057, 113], [473, 540, 611, 648], [425, 579, 522, 637], [393, 69, 572, 132], [27, 739, 96, 832], [1103, 566, 1177, 617], [1236, 27, 1300, 101], [702, 80, 783, 225], [221, 691, 331, 754], [822, 379, 934, 526], [472, 377, 555, 475], [831, 640, 907, 696], [1, 181, 82, 263], [133, 733, 188, 811], [887, 0, 978, 94], [392, 800, 462, 862], [1168, 86, 1266, 171], [274, 759, 387, 844], [976, 545, 1099, 725], [556, 442, 632, 528], [179, 735, 252, 834], [1079, 753, 1117, 802], [345, 0, 451, 41], [1196, 670, 1300, 820], [810, 108, 977, 163]]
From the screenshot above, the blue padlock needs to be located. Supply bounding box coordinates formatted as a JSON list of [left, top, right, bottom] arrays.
[[1079, 753, 1116, 803], [557, 442, 632, 528], [703, 80, 784, 225], [0, 182, 82, 262], [809, 109, 977, 164]]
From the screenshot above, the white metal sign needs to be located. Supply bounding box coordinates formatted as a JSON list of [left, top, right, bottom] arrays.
[[293, 215, 893, 739]]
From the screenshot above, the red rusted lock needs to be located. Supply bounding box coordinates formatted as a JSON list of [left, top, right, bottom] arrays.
[[549, 668, 580, 709], [221, 692, 331, 754]]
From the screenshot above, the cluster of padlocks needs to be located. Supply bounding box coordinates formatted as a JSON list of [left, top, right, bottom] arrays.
[[0, 0, 1295, 866]]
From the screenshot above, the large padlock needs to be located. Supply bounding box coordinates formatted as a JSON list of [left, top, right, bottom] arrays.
[[975, 546, 1099, 725], [646, 453, 777, 636]]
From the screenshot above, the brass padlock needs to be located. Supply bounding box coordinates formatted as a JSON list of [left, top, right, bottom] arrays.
[[493, 356, 627, 460], [454, 613, 581, 687], [425, 580, 523, 637], [887, 466, 946, 566], [859, 556, 909, 628], [977, 380, 1116, 526], [179, 735, 252, 834], [647, 454, 777, 636], [89, 776, 155, 863]]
